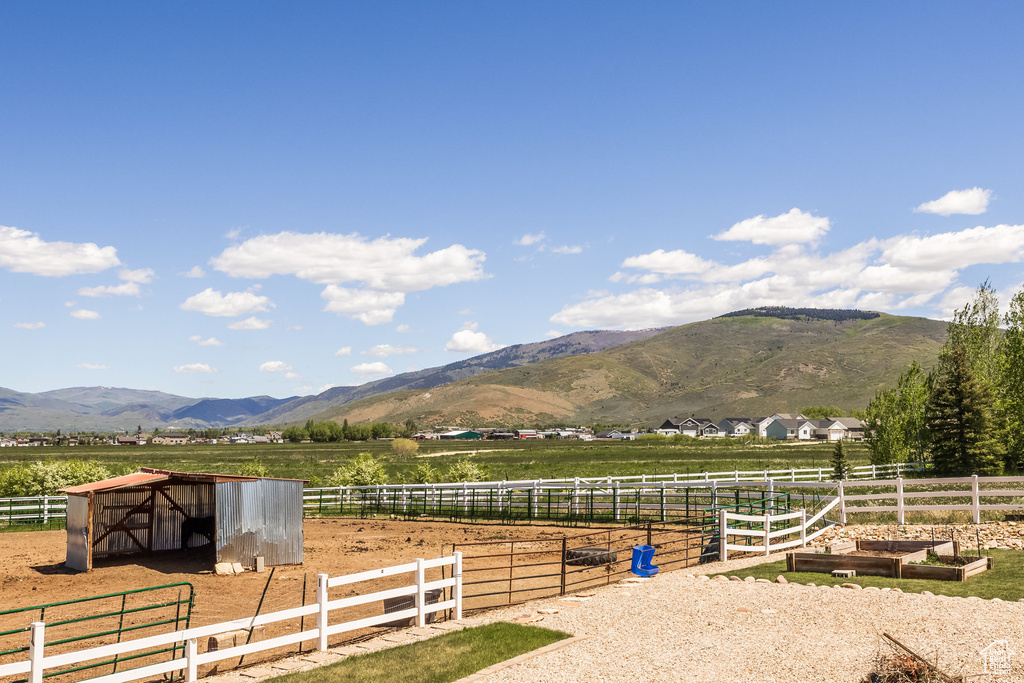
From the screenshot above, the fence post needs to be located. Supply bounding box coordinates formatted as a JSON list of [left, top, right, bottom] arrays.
[[42, 496, 49, 525], [800, 509, 807, 548], [29, 621, 44, 683], [710, 480, 717, 509], [660, 483, 666, 521], [317, 573, 329, 651], [764, 514, 771, 555], [790, 468, 795, 482], [560, 538, 567, 595], [186, 637, 198, 683], [871, 464, 877, 479], [613, 482, 620, 521], [896, 478, 904, 525], [838, 481, 846, 525], [719, 508, 728, 562], [972, 474, 980, 524], [453, 552, 463, 620], [533, 481, 539, 519], [572, 479, 579, 517], [733, 469, 739, 482], [818, 468, 823, 481], [415, 558, 426, 628]]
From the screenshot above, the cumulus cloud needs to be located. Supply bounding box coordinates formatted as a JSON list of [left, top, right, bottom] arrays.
[[551, 219, 1024, 329], [321, 286, 405, 325], [182, 266, 205, 278], [79, 282, 140, 297], [77, 363, 108, 370], [0, 225, 120, 276], [363, 344, 418, 357], [120, 268, 154, 284], [259, 361, 292, 372], [351, 361, 393, 376], [515, 232, 546, 246], [71, 309, 100, 320], [228, 317, 271, 330], [445, 322, 504, 353], [713, 208, 830, 245], [180, 287, 273, 317], [189, 335, 224, 346], [14, 322, 45, 330], [284, 372, 300, 380], [174, 363, 217, 373], [546, 329, 563, 338], [550, 245, 583, 255], [914, 187, 992, 216], [334, 346, 352, 356]]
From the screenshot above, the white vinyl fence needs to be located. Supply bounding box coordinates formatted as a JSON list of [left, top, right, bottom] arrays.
[[0, 554, 463, 683], [718, 497, 841, 560], [835, 475, 1024, 524]]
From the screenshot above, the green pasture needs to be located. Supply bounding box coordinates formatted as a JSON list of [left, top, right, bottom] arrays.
[[0, 439, 873, 487]]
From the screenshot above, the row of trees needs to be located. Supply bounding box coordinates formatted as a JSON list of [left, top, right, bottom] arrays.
[[282, 419, 418, 443], [866, 282, 1024, 475]]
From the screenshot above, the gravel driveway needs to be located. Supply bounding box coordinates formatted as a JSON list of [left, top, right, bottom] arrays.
[[476, 552, 1024, 682]]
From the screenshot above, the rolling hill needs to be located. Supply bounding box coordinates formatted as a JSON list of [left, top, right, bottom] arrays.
[[317, 311, 948, 428]]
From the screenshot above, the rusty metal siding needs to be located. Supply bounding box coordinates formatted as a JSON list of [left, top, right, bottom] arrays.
[[90, 483, 215, 557], [215, 479, 303, 567]]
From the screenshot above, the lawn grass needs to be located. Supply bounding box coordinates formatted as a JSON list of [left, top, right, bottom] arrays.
[[0, 439, 873, 486], [271, 623, 570, 683], [712, 548, 1024, 600]]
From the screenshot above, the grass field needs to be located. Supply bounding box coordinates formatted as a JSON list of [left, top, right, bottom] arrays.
[[0, 439, 872, 486]]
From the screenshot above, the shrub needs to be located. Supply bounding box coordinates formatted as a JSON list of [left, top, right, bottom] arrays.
[[327, 453, 389, 487], [239, 457, 270, 478], [445, 458, 488, 483], [412, 462, 440, 484], [391, 438, 419, 458]]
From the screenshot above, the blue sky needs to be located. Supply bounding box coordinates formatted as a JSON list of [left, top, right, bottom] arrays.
[[2, 2, 1024, 399]]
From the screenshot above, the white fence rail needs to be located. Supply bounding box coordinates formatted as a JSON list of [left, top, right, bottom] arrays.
[[0, 554, 463, 683], [719, 497, 841, 560], [0, 495, 67, 525], [835, 475, 1024, 524]]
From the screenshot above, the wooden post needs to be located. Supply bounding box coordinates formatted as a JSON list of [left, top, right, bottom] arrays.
[[892, 557, 901, 579], [719, 508, 728, 562], [896, 478, 904, 525], [453, 552, 463, 620], [29, 621, 44, 683], [786, 553, 795, 572], [972, 474, 980, 524], [415, 558, 426, 627], [316, 573, 329, 651]]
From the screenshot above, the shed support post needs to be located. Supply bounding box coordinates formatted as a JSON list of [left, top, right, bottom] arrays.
[[317, 573, 329, 651], [29, 621, 44, 683]]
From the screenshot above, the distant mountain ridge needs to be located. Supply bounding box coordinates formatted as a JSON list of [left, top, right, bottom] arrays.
[[0, 329, 664, 431]]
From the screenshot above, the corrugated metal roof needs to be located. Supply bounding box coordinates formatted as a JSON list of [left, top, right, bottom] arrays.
[[140, 467, 307, 483], [62, 471, 168, 494]]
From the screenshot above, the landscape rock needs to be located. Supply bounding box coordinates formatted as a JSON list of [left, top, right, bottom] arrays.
[[775, 575, 788, 584], [215, 562, 234, 576]]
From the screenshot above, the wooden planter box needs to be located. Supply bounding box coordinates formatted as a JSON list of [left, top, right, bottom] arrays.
[[900, 556, 992, 581], [786, 539, 964, 579]]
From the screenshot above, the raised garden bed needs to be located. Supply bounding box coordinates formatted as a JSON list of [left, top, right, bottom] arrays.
[[785, 539, 992, 580]]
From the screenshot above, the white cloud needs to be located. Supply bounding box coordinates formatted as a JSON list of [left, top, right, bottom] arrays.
[[334, 346, 352, 356], [551, 245, 583, 255], [321, 286, 405, 325], [174, 363, 217, 374], [180, 287, 273, 317], [229, 317, 272, 330], [78, 282, 140, 297], [259, 361, 293, 372], [182, 266, 205, 278], [71, 309, 100, 320], [188, 335, 224, 347], [545, 329, 563, 338], [396, 324, 413, 333], [211, 232, 486, 292], [0, 225, 120, 276], [914, 187, 992, 216], [284, 372, 300, 380], [713, 208, 830, 245], [14, 322, 45, 330], [621, 249, 715, 276], [363, 344, 418, 357], [879, 224, 1024, 271], [351, 361, 393, 376], [77, 363, 108, 370], [119, 268, 154, 284], [225, 227, 243, 240], [515, 232, 546, 246], [445, 322, 504, 353]]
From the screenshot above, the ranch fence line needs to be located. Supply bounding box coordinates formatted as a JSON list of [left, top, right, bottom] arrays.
[[0, 554, 463, 683], [831, 474, 1024, 524]]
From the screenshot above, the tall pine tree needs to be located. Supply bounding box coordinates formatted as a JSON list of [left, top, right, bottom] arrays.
[[830, 440, 849, 480], [925, 345, 1003, 476]]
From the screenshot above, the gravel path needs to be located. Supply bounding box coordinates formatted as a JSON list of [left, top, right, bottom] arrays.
[[475, 553, 1024, 682]]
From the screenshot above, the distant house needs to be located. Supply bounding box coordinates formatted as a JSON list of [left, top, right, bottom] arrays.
[[765, 419, 815, 440], [717, 418, 755, 437], [116, 436, 140, 446], [150, 432, 189, 445], [0, 438, 15, 448], [756, 413, 808, 438], [595, 429, 624, 439], [439, 430, 483, 440], [658, 417, 719, 438], [514, 429, 540, 440], [810, 417, 865, 442]]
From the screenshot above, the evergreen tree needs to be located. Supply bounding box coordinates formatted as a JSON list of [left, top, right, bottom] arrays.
[[924, 345, 1003, 476], [830, 440, 849, 480]]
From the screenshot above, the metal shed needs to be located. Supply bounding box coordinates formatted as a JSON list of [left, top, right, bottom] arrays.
[[61, 467, 305, 572]]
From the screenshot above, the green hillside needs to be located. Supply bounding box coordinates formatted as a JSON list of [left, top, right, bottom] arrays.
[[320, 312, 947, 428]]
